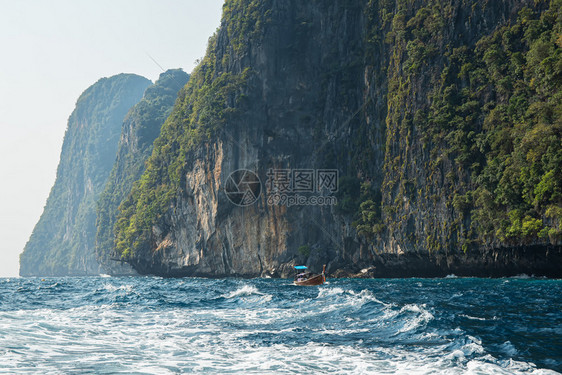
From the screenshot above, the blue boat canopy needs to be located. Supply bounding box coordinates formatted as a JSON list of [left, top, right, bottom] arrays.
[[294, 266, 307, 270]]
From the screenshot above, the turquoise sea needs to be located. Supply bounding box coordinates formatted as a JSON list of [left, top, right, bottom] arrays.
[[0, 277, 560, 374]]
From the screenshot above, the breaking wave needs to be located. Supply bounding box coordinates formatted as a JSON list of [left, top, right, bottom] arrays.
[[0, 277, 560, 374]]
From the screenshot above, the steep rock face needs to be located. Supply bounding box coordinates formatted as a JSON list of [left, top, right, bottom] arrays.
[[365, 0, 562, 276], [96, 69, 189, 275], [115, 0, 562, 278], [20, 74, 151, 276]]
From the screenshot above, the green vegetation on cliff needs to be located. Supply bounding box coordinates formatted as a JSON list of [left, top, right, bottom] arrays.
[[113, 9, 258, 260], [354, 0, 562, 253], [19, 74, 151, 276], [469, 3, 562, 245], [95, 69, 189, 273]]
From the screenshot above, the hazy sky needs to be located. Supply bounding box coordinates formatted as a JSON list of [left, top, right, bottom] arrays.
[[0, 0, 224, 277]]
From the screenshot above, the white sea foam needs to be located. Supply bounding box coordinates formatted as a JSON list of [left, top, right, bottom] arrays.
[[317, 288, 389, 308], [349, 289, 390, 306], [511, 274, 532, 279], [225, 284, 260, 298], [396, 304, 434, 333], [221, 285, 273, 305], [0, 278, 559, 375], [317, 287, 345, 298], [0, 305, 558, 375], [103, 283, 134, 293], [460, 313, 487, 321]]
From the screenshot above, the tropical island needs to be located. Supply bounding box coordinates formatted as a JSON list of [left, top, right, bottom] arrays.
[[20, 0, 562, 278]]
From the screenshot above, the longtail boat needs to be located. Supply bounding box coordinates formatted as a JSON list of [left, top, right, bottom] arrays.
[[294, 265, 326, 286]]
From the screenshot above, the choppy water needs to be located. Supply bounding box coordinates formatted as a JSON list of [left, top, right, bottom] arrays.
[[0, 277, 560, 374]]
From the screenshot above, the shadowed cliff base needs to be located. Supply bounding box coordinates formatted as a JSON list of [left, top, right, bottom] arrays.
[[121, 245, 562, 279], [335, 245, 562, 278]]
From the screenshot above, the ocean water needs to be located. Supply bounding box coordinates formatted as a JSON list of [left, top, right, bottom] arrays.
[[0, 277, 560, 374]]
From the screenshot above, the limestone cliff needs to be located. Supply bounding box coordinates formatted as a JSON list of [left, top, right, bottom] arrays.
[[114, 0, 562, 278], [20, 74, 151, 276], [96, 69, 189, 275]]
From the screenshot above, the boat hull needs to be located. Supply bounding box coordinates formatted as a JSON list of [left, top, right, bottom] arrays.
[[294, 273, 325, 286]]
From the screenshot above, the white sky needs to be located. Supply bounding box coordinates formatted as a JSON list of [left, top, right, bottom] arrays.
[[0, 0, 224, 277]]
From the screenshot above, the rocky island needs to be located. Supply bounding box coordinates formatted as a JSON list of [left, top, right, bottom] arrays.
[[20, 74, 151, 276], [21, 0, 562, 278]]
